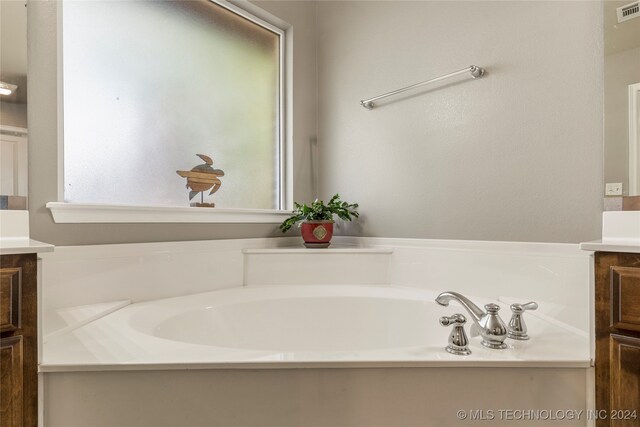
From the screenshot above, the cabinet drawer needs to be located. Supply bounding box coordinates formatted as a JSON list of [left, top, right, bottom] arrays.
[[0, 268, 21, 332], [609, 334, 640, 427], [611, 266, 640, 332], [0, 335, 24, 427]]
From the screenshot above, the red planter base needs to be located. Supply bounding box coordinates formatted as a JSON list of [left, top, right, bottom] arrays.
[[300, 221, 334, 248]]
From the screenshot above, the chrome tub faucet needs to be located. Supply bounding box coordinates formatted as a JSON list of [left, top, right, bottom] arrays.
[[435, 291, 508, 349], [507, 301, 538, 340], [439, 313, 471, 355]]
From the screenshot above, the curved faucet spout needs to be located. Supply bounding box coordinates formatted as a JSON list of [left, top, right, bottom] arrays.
[[435, 291, 485, 326], [435, 291, 508, 350]]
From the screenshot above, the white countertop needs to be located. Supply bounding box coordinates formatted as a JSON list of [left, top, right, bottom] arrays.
[[0, 238, 54, 255], [580, 239, 640, 253], [0, 211, 54, 254], [580, 212, 640, 253]]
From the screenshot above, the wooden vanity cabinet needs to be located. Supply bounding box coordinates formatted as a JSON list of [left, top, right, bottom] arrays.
[[595, 252, 640, 427], [0, 254, 38, 427]]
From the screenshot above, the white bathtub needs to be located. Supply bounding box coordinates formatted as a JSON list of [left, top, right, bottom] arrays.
[[41, 239, 594, 426], [42, 285, 589, 370]]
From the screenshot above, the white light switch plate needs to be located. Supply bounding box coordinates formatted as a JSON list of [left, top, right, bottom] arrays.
[[605, 182, 623, 196]]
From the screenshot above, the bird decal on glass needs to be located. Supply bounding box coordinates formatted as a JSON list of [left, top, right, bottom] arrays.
[[176, 154, 225, 207]]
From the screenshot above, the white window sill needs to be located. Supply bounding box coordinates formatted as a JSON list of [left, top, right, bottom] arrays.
[[46, 202, 292, 224]]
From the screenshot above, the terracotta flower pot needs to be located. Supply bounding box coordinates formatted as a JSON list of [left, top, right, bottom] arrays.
[[300, 220, 334, 248]]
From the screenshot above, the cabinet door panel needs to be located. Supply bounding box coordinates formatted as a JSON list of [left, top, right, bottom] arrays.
[[1, 254, 37, 427], [0, 268, 21, 332], [611, 267, 640, 332], [610, 334, 640, 427], [0, 336, 24, 427]]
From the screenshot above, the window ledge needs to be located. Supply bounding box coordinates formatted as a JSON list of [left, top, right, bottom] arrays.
[[46, 202, 292, 224]]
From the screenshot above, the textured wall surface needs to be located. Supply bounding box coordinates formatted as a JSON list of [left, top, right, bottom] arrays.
[[316, 1, 603, 243], [27, 1, 317, 245], [28, 1, 604, 244]]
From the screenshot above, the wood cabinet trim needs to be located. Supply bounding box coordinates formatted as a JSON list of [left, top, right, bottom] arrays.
[[611, 266, 640, 332], [609, 334, 640, 427], [0, 267, 22, 333]]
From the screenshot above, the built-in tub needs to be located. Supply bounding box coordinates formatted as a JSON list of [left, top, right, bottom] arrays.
[[41, 285, 593, 427], [40, 238, 595, 426], [42, 285, 589, 369]]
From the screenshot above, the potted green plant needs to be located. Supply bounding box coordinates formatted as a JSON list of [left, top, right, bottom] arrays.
[[279, 194, 359, 248]]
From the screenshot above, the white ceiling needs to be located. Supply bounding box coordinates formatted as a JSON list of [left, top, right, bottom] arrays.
[[605, 0, 640, 55], [1, 0, 28, 103]]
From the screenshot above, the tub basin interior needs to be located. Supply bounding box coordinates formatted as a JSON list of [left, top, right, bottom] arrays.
[[152, 296, 436, 352], [43, 285, 591, 369]]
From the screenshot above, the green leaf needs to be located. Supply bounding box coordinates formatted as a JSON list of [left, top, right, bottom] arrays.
[[279, 193, 360, 232]]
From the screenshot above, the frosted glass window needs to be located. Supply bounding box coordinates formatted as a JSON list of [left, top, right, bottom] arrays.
[[63, 0, 281, 209]]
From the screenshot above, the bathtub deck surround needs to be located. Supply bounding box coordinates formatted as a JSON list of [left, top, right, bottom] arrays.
[[42, 284, 589, 370], [243, 246, 394, 286], [40, 236, 592, 368], [41, 237, 592, 336], [40, 236, 593, 426], [39, 237, 302, 339]]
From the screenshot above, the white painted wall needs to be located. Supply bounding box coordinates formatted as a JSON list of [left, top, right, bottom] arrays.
[[316, 1, 603, 243], [28, 0, 604, 244]]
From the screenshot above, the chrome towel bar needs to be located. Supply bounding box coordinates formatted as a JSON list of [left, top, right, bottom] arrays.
[[360, 65, 485, 110]]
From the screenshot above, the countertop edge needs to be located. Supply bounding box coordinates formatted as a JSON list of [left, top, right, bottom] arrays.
[[580, 240, 640, 254], [39, 360, 592, 373], [0, 239, 55, 255]]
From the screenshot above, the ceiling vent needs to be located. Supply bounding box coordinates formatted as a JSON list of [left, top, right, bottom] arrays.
[[617, 1, 640, 23]]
